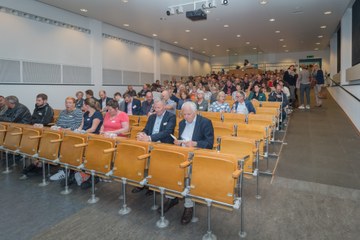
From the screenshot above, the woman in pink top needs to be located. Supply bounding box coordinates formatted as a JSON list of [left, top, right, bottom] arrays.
[[100, 100, 129, 137]]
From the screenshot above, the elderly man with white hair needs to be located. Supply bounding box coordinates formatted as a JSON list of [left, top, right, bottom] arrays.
[[171, 101, 214, 224]]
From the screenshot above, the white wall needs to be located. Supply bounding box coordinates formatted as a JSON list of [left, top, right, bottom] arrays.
[[0, 0, 210, 111], [211, 49, 330, 73]]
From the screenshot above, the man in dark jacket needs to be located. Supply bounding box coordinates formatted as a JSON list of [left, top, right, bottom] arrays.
[[31, 93, 54, 126], [0, 96, 31, 124], [124, 93, 141, 115]]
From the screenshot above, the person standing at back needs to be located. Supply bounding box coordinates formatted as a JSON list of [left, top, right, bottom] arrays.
[[312, 64, 325, 107], [297, 66, 311, 109]]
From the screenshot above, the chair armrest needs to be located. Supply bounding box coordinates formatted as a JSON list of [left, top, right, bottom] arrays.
[[50, 139, 63, 143], [180, 160, 192, 168], [122, 132, 131, 136], [137, 153, 150, 160], [29, 135, 42, 139], [11, 132, 23, 136], [74, 143, 88, 148], [0, 129, 7, 132], [47, 123, 55, 126], [232, 169, 242, 178], [103, 148, 116, 153]]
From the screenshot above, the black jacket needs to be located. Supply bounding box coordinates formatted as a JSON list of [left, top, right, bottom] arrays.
[[0, 103, 32, 124], [31, 103, 54, 125]]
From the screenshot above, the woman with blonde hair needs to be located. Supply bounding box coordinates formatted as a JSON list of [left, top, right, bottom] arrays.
[[208, 91, 230, 112]]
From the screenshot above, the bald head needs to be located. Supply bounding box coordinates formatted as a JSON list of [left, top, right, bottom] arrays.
[[161, 90, 170, 101]]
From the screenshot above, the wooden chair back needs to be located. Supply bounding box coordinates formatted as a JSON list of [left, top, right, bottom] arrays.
[[37, 130, 63, 161], [3, 125, 22, 151], [18, 127, 42, 156]]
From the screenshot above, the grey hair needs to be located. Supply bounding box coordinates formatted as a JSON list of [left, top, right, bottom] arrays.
[[153, 98, 165, 105], [5, 95, 19, 104], [181, 101, 197, 112]]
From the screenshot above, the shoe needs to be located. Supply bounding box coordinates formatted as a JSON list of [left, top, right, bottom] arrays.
[[81, 176, 99, 190], [19, 174, 28, 180], [22, 163, 38, 175], [305, 105, 310, 109], [131, 187, 144, 193], [158, 198, 179, 214], [298, 105, 305, 110], [316, 104, 322, 107], [181, 207, 193, 225], [60, 172, 75, 187], [50, 170, 67, 181], [145, 189, 154, 196]]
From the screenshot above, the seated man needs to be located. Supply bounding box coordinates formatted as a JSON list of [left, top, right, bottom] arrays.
[[124, 93, 141, 115], [98, 90, 112, 112], [231, 91, 256, 114], [31, 93, 54, 126], [140, 91, 154, 116], [172, 101, 214, 225], [133, 99, 176, 195], [0, 95, 31, 124], [124, 85, 137, 97]]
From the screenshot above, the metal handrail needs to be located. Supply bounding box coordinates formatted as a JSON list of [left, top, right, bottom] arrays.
[[328, 77, 360, 102]]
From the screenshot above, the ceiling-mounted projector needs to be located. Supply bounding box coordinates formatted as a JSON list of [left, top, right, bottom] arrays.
[[186, 9, 207, 21]]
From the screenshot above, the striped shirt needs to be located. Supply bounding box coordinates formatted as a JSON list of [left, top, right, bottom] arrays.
[[56, 108, 83, 130]]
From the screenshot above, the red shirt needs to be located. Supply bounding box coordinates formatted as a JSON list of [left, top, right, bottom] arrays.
[[103, 111, 129, 136]]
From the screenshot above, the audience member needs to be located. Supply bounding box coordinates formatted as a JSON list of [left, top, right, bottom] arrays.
[[248, 84, 266, 102], [268, 83, 289, 124], [31, 93, 54, 126], [100, 100, 129, 137], [75, 91, 84, 109], [124, 93, 141, 115], [140, 91, 154, 116], [312, 64, 325, 107], [232, 91, 256, 114], [56, 97, 83, 130], [0, 96, 31, 124], [195, 90, 208, 112], [177, 90, 191, 110], [208, 91, 230, 112], [114, 92, 125, 111], [137, 84, 149, 98], [0, 95, 8, 116], [161, 90, 177, 115], [124, 85, 137, 97], [77, 98, 103, 134], [98, 90, 112, 112], [297, 66, 311, 109]]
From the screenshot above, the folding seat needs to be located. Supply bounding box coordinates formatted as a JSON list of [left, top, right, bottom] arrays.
[[128, 115, 140, 126], [219, 135, 261, 199], [56, 131, 88, 194], [108, 139, 153, 215], [199, 111, 222, 122], [222, 113, 247, 124], [128, 126, 144, 140], [16, 126, 42, 171], [138, 115, 148, 127], [32, 129, 63, 186], [247, 114, 277, 141], [78, 135, 116, 203], [144, 144, 194, 228], [188, 150, 246, 239], [1, 125, 22, 174], [212, 122, 236, 148]]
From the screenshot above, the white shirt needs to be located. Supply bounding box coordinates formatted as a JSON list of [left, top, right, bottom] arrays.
[[236, 101, 249, 114], [152, 111, 165, 135], [181, 116, 197, 141]]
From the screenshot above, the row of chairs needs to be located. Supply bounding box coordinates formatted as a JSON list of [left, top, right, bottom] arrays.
[[0, 122, 248, 239]]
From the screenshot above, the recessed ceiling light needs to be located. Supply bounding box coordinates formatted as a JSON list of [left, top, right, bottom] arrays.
[[190, 47, 194, 49], [236, 34, 241, 38], [320, 25, 327, 29], [269, 18, 275, 22], [253, 47, 257, 50], [314, 48, 319, 51], [203, 38, 207, 41], [260, 0, 268, 5], [279, 38, 284, 41], [318, 35, 323, 38], [206, 10, 211, 13], [80, 8, 88, 12], [174, 41, 178, 44], [282, 45, 287, 47], [324, 11, 332, 15], [212, 55, 216, 57], [122, 0, 128, 2], [246, 41, 250, 44], [226, 49, 230, 52], [258, 51, 263, 54], [216, 44, 220, 47], [123, 23, 129, 27], [202, 51, 206, 53], [152, 34, 157, 37], [275, 30, 280, 33], [316, 42, 320, 45], [224, 24, 229, 28], [185, 29, 190, 33], [285, 50, 289, 52], [234, 53, 238, 55]]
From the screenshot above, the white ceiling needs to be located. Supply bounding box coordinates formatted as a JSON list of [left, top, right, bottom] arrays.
[[37, 0, 352, 57]]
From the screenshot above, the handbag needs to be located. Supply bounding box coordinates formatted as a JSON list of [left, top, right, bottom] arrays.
[[318, 86, 328, 99]]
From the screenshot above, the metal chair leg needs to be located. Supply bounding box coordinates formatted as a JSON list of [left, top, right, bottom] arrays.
[[239, 159, 246, 238], [2, 151, 12, 174], [202, 200, 216, 240], [156, 187, 169, 228], [38, 160, 49, 187], [191, 202, 199, 223], [12, 154, 17, 167], [87, 170, 99, 204], [61, 165, 72, 195], [255, 141, 261, 200], [151, 190, 159, 210], [118, 178, 131, 215]]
